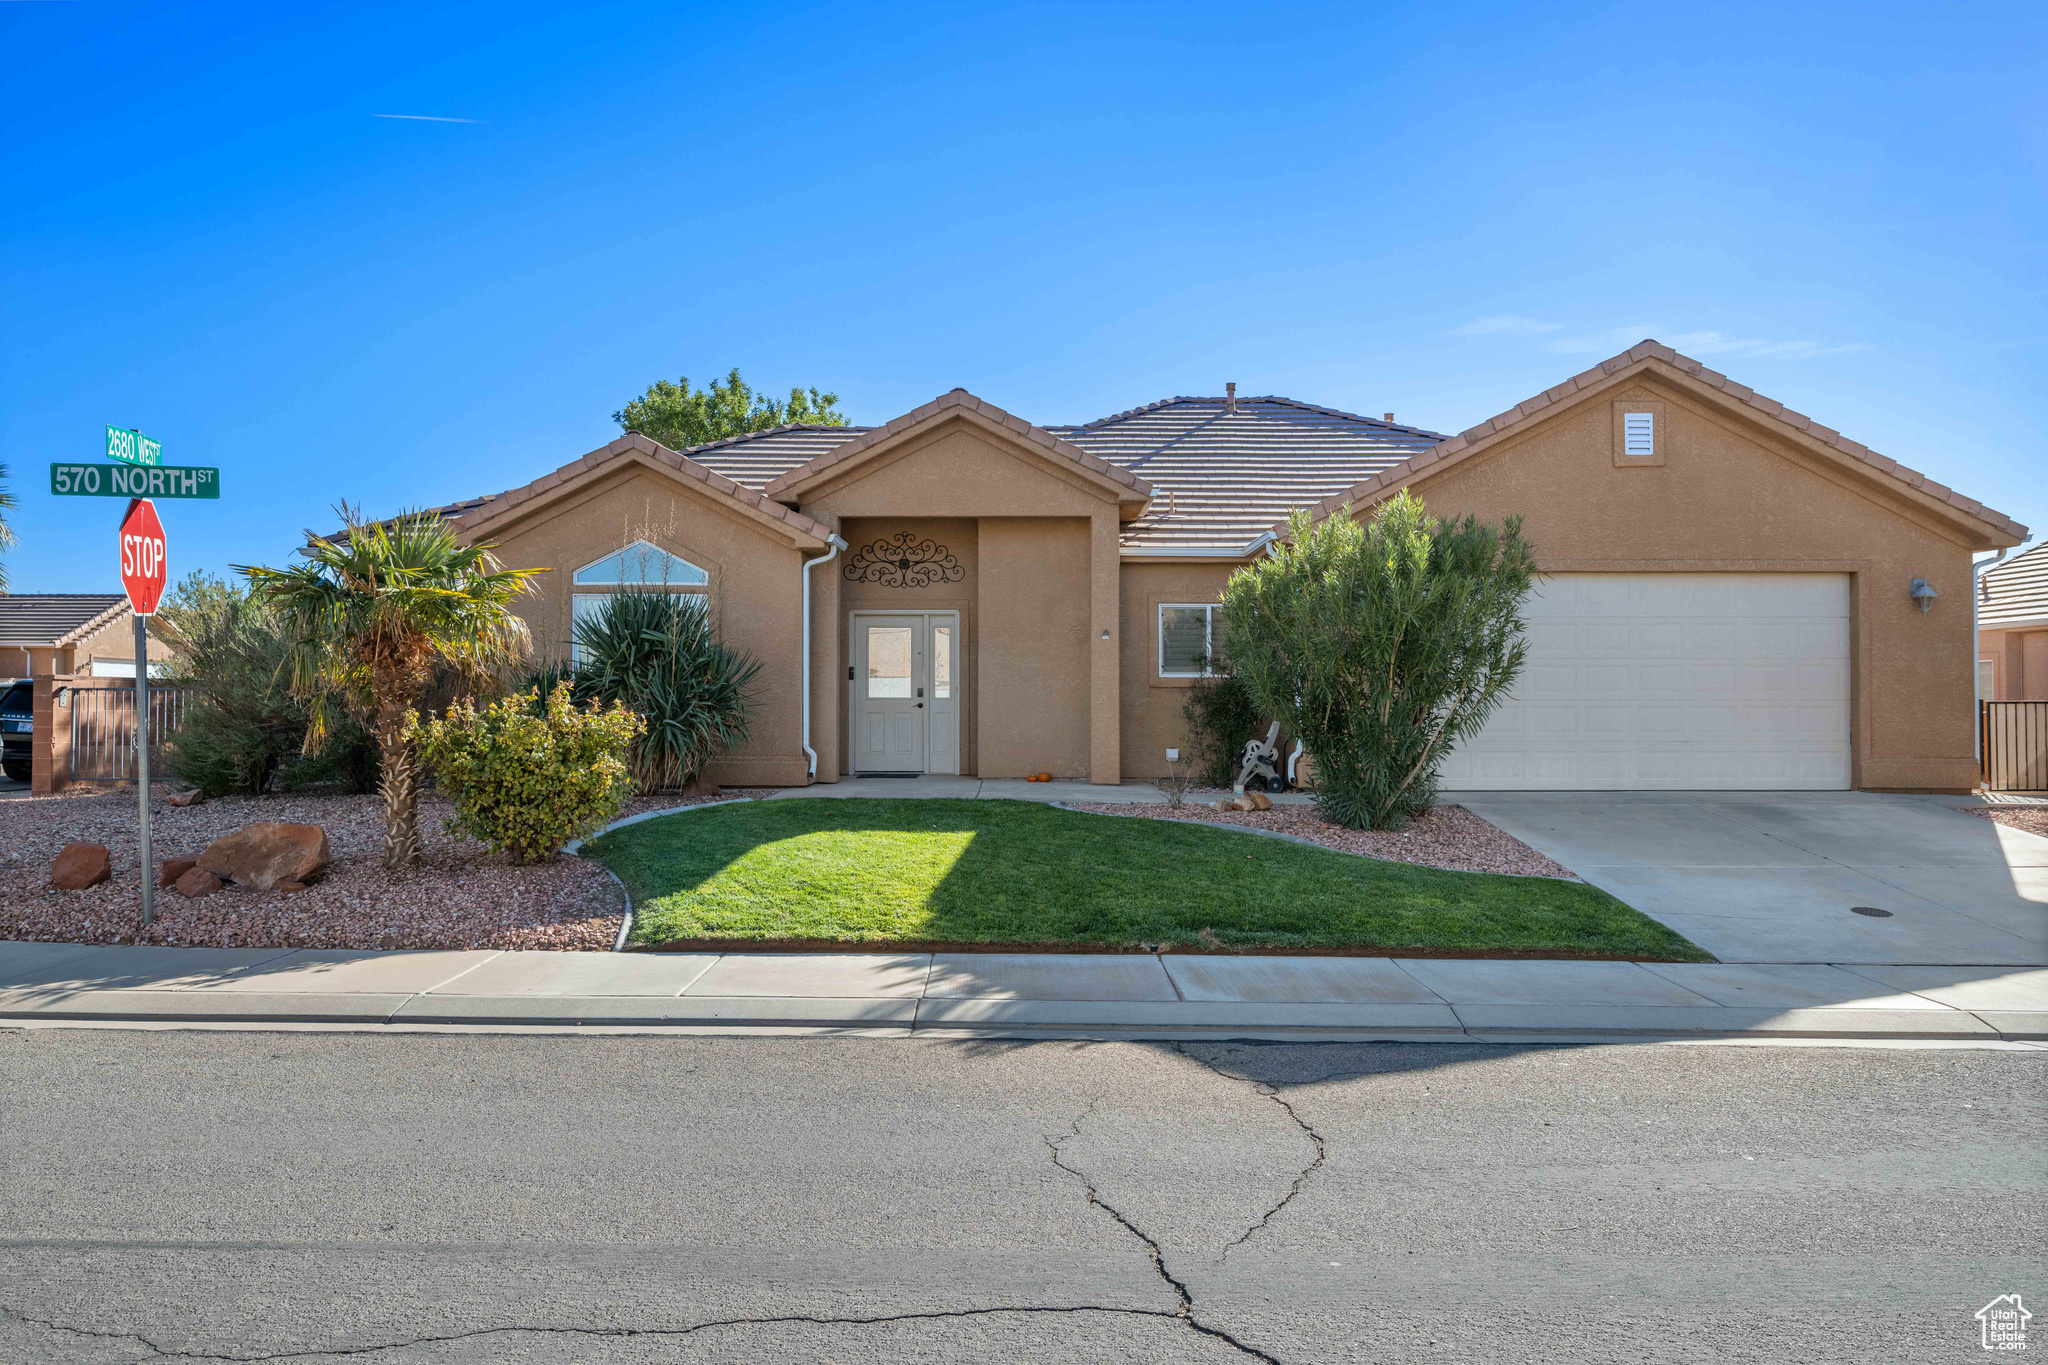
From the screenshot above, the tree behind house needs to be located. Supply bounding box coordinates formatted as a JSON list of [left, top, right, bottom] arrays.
[[614, 368, 845, 451], [1219, 492, 1536, 830]]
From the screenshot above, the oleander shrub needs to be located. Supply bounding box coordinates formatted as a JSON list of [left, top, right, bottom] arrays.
[[1219, 492, 1536, 831], [409, 683, 642, 862]]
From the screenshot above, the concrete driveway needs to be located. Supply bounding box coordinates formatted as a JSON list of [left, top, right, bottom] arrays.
[[1455, 791, 2048, 966]]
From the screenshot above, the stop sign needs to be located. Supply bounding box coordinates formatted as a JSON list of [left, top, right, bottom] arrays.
[[119, 498, 168, 616]]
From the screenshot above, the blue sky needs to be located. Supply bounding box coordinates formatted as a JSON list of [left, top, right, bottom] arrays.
[[4, 0, 2043, 592]]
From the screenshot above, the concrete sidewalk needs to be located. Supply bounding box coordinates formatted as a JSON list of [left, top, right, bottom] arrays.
[[3, 940, 2043, 1043]]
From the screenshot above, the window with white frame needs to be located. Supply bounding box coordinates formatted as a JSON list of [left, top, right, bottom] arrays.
[[570, 541, 709, 662], [1159, 604, 1219, 677]]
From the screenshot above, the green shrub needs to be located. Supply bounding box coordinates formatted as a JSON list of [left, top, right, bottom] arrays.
[[160, 572, 374, 795], [408, 683, 642, 863], [572, 590, 760, 794], [1180, 669, 1261, 787], [1219, 492, 1536, 831]]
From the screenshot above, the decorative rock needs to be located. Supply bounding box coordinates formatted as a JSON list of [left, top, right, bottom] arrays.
[[278, 880, 308, 894], [1246, 791, 1274, 812], [158, 858, 198, 888], [173, 867, 222, 898], [197, 823, 331, 892], [167, 789, 205, 808], [49, 843, 112, 890]]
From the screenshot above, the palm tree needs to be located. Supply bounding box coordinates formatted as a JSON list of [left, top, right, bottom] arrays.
[[0, 462, 17, 591], [241, 505, 540, 868]]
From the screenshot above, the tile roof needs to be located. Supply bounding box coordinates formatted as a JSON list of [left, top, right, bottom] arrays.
[[444, 433, 837, 548], [1288, 339, 2029, 544], [1980, 541, 2048, 630], [640, 399, 1438, 554], [0, 594, 129, 646], [762, 389, 1154, 503], [1050, 397, 1441, 552]]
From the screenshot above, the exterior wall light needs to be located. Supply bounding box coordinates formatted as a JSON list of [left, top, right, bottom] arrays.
[[1100, 629, 1111, 640], [1910, 578, 1939, 615]]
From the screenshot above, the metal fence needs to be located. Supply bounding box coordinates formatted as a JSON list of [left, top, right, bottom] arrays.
[[67, 685, 194, 782], [1982, 701, 2048, 793]]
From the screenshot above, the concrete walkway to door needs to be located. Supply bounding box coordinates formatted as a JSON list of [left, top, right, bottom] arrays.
[[1454, 790, 2048, 967]]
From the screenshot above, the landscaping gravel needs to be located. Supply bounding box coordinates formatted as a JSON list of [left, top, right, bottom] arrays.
[[1969, 804, 2048, 840], [1, 786, 757, 951], [1067, 800, 1582, 880]]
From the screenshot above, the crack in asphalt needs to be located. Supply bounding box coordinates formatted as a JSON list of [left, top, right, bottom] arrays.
[[3, 1299, 1200, 1362], [1174, 1043, 1328, 1256], [1043, 1106, 1284, 1364]]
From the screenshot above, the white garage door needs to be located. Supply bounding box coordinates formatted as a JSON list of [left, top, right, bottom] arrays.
[[1438, 573, 1851, 791]]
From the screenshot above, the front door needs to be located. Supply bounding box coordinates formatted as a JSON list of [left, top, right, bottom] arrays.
[[852, 613, 961, 774], [855, 617, 925, 772]]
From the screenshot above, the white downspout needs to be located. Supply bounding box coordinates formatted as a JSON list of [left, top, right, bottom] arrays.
[[1974, 534, 2032, 774], [801, 534, 847, 780]]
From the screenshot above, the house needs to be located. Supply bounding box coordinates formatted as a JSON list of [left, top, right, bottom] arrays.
[[430, 340, 2025, 793], [0, 594, 169, 680], [1978, 541, 2048, 700]]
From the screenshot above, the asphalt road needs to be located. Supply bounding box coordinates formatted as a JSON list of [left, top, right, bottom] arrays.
[[0, 1029, 2039, 1364]]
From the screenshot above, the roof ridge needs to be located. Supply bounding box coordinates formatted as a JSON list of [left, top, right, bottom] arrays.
[[634, 422, 872, 459]]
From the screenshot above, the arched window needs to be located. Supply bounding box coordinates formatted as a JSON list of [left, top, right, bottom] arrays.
[[571, 541, 709, 661], [573, 540, 708, 587]]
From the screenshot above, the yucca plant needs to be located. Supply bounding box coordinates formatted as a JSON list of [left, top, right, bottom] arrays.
[[571, 589, 759, 793]]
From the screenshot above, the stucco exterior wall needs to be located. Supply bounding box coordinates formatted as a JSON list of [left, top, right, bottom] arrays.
[[1982, 627, 2048, 701], [975, 518, 1090, 778], [480, 465, 814, 787], [1117, 561, 1240, 778], [796, 417, 1124, 783], [1382, 375, 1987, 790]]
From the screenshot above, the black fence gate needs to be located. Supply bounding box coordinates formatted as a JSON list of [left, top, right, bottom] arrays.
[[1982, 701, 2048, 793]]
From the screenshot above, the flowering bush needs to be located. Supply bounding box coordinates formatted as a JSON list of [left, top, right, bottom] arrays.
[[408, 683, 642, 863]]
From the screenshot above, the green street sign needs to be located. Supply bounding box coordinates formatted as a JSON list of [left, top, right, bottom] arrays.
[[106, 426, 162, 467], [50, 463, 219, 499]]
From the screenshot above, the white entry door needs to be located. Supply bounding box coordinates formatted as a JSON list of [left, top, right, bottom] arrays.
[[1437, 573, 1852, 790], [852, 613, 960, 774]]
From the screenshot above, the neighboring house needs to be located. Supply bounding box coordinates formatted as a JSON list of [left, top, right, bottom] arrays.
[[424, 339, 2024, 793], [0, 594, 170, 680], [1979, 541, 2048, 701]]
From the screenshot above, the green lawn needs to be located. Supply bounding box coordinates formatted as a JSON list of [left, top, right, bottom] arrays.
[[586, 799, 1710, 960]]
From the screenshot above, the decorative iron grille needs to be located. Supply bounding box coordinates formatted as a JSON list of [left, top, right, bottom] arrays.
[[68, 685, 193, 782], [844, 532, 964, 588]]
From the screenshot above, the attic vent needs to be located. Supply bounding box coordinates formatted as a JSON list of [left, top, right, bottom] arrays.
[[1225, 382, 1237, 415], [1623, 412, 1655, 457]]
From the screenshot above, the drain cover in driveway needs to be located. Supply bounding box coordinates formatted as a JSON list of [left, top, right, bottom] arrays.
[[1850, 906, 1895, 918]]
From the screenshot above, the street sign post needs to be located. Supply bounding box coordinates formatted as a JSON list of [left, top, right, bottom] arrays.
[[106, 426, 162, 467], [119, 499, 168, 925], [50, 463, 219, 499]]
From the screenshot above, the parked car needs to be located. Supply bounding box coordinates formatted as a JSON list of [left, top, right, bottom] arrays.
[[1, 680, 30, 782]]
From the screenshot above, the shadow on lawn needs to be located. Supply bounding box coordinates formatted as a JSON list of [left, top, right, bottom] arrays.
[[586, 798, 1709, 960]]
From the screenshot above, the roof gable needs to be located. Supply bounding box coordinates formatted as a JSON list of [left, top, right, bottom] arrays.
[[0, 594, 130, 647], [1280, 340, 2027, 547], [762, 389, 1152, 505], [449, 433, 835, 549]]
